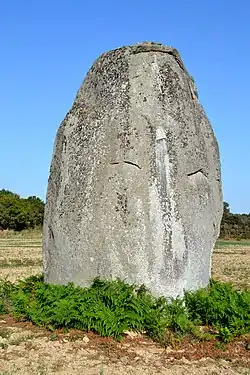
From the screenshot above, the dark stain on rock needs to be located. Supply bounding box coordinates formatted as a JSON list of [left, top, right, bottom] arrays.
[[115, 189, 129, 224]]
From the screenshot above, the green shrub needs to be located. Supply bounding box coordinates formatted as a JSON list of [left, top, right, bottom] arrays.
[[185, 280, 250, 337], [0, 189, 44, 231], [0, 279, 16, 314], [0, 276, 249, 343]]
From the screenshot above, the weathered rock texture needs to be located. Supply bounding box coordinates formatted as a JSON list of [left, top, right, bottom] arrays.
[[43, 42, 223, 297]]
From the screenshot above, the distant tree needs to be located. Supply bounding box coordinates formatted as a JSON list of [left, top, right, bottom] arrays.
[[0, 189, 44, 231], [223, 202, 230, 214], [0, 189, 249, 238], [220, 201, 250, 239], [0, 189, 19, 198]]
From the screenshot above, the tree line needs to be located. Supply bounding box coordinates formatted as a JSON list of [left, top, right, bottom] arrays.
[[0, 189, 250, 238], [220, 202, 250, 239], [0, 189, 44, 231]]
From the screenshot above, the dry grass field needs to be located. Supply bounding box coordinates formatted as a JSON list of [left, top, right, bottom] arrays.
[[0, 232, 249, 289], [0, 231, 249, 374], [212, 240, 250, 290], [0, 230, 42, 283]]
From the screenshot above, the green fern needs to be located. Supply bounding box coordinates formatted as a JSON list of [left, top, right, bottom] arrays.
[[1, 276, 249, 345]]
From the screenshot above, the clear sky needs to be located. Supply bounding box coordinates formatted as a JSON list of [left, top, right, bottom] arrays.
[[0, 0, 249, 213]]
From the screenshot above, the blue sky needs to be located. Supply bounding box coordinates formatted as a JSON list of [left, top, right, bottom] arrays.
[[0, 0, 249, 213]]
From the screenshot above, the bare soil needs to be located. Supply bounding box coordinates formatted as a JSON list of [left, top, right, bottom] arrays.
[[0, 235, 250, 374]]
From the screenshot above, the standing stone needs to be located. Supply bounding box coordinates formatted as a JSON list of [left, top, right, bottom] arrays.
[[43, 42, 223, 297]]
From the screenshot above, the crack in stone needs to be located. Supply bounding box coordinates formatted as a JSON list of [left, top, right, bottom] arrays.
[[124, 160, 141, 169], [187, 168, 206, 177], [131, 74, 140, 79], [110, 161, 141, 169]]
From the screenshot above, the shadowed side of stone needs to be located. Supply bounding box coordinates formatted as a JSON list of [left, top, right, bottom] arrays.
[[43, 42, 223, 297]]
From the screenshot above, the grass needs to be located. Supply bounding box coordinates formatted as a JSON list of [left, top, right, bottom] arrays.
[[0, 242, 41, 245], [9, 334, 34, 346], [0, 275, 249, 345], [0, 260, 43, 268], [0, 245, 42, 248], [0, 327, 12, 339], [212, 242, 250, 289], [0, 234, 43, 282], [0, 228, 43, 239], [1, 232, 249, 251], [3, 233, 249, 288], [0, 229, 249, 350], [216, 239, 250, 247]]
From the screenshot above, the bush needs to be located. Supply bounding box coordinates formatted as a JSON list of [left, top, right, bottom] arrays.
[[0, 276, 249, 343], [0, 279, 16, 314], [0, 190, 44, 231], [220, 201, 250, 239], [185, 280, 250, 337]]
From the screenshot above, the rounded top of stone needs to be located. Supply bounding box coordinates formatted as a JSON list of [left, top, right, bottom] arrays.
[[101, 41, 178, 57], [96, 42, 187, 78], [134, 41, 175, 49]]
